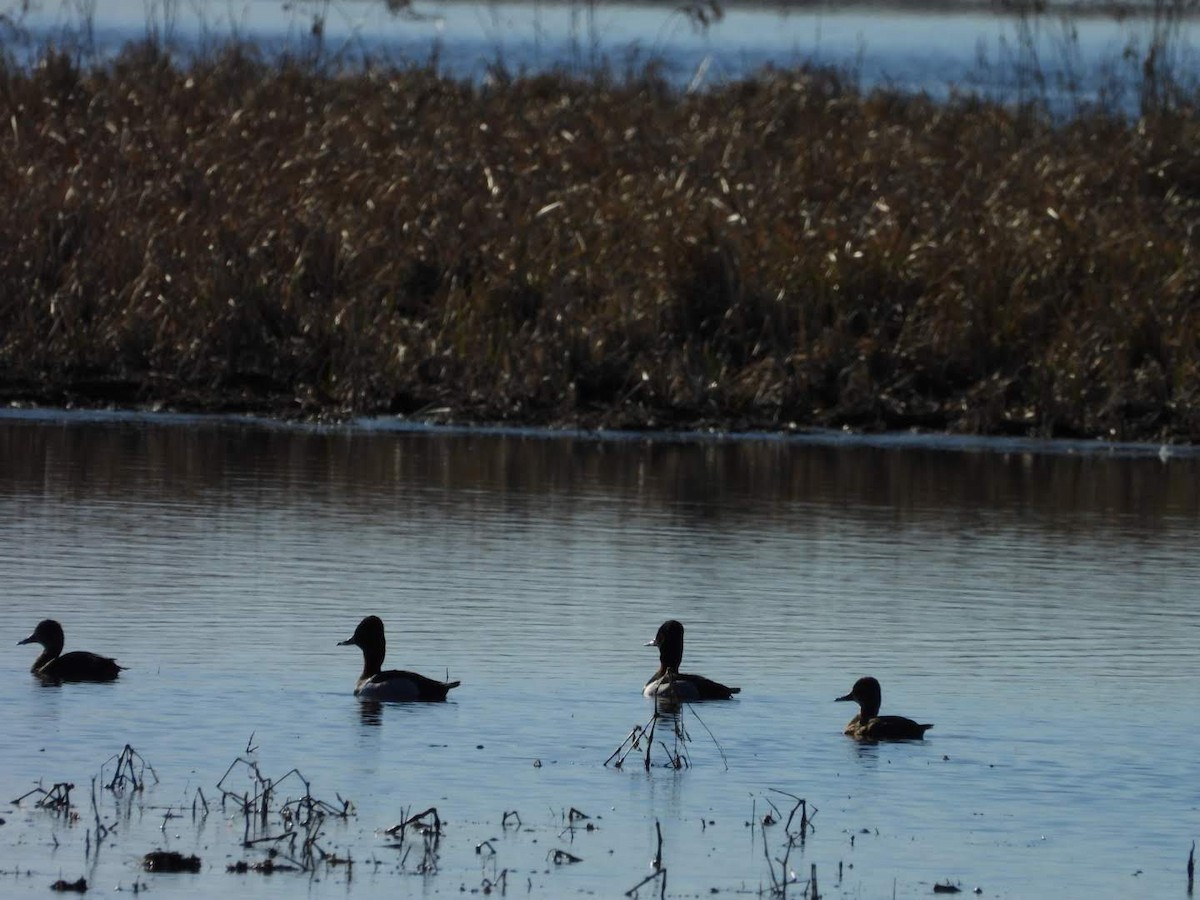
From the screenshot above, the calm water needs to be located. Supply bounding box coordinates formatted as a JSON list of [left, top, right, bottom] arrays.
[[0, 411, 1198, 897], [12, 0, 1200, 104]]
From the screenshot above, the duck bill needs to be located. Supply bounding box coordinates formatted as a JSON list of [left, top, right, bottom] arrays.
[[643, 639, 658, 647], [17, 634, 36, 646], [337, 638, 355, 647], [835, 691, 855, 702]]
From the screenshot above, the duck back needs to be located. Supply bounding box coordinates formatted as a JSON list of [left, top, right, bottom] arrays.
[[37, 650, 124, 683], [644, 672, 740, 702], [846, 714, 932, 741], [356, 669, 461, 702]]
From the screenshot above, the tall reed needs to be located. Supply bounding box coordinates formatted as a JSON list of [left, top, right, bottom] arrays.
[[0, 2, 1197, 440]]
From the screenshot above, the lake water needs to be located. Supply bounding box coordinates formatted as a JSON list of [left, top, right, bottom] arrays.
[[0, 410, 1197, 897], [11, 0, 1200, 106]]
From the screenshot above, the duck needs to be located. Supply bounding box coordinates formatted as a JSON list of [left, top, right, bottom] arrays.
[[18, 619, 124, 683], [643, 619, 740, 701], [836, 676, 932, 740], [338, 616, 460, 702]]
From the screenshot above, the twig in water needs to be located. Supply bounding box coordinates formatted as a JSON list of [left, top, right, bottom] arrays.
[[88, 778, 108, 858], [603, 724, 647, 768], [756, 790, 820, 897], [14, 781, 74, 816], [605, 707, 692, 771], [658, 738, 686, 769], [682, 702, 728, 770], [480, 868, 507, 895], [644, 712, 658, 771], [385, 807, 443, 839], [501, 810, 521, 829], [243, 831, 296, 847], [768, 789, 817, 845], [558, 806, 597, 838], [1188, 841, 1195, 895], [476, 839, 504, 892], [761, 817, 794, 897], [624, 819, 666, 899], [192, 786, 209, 820], [103, 745, 158, 794], [550, 848, 582, 865], [386, 807, 443, 875], [624, 867, 667, 899], [215, 755, 353, 873], [762, 799, 779, 827]]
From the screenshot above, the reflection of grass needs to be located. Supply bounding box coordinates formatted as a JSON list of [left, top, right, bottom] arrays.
[[605, 705, 692, 769], [987, 0, 1200, 115], [216, 754, 354, 871], [0, 4, 1199, 441], [756, 789, 816, 896]]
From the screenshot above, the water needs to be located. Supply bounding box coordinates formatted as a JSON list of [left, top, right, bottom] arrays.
[[11, 0, 1200, 105], [0, 411, 1197, 896]]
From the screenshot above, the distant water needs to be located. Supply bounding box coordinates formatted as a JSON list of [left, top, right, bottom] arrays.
[[0, 410, 1197, 897], [10, 0, 1200, 104]]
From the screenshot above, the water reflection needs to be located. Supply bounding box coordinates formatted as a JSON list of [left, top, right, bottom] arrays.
[[1, 415, 1197, 529], [358, 700, 385, 726], [0, 410, 1198, 899], [848, 740, 885, 765]]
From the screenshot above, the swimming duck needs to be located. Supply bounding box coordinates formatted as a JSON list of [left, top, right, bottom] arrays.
[[18, 619, 124, 683], [338, 616, 460, 702], [836, 676, 932, 740], [643, 619, 740, 701]]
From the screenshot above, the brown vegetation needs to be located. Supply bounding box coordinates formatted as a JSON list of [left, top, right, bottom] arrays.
[[0, 42, 1198, 440]]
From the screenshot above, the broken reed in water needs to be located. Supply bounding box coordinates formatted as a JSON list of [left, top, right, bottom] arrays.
[[2, 43, 1200, 441]]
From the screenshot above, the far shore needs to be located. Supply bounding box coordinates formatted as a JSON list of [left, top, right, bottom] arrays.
[[0, 370, 1190, 446], [1, 35, 1199, 445]]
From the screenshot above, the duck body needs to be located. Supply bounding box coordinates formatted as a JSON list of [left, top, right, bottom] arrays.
[[35, 650, 125, 683], [339, 616, 460, 703], [354, 669, 460, 702], [836, 676, 931, 741], [19, 620, 124, 683], [644, 620, 739, 701], [643, 671, 740, 701], [841, 712, 933, 741]]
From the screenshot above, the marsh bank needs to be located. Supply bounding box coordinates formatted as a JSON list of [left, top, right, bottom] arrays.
[[3, 1, 1200, 442]]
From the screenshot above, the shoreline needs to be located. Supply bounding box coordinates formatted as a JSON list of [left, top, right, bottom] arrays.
[[2, 394, 1194, 460], [2, 48, 1199, 448]]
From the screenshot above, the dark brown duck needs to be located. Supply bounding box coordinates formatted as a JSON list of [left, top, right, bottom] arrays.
[[19, 619, 124, 683], [836, 676, 932, 741]]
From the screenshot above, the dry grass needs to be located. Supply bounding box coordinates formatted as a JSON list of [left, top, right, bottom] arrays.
[[1, 40, 1199, 440]]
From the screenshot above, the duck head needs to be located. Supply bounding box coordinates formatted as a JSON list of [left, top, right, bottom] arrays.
[[646, 619, 685, 672], [18, 619, 65, 656], [339, 615, 387, 677], [836, 675, 882, 718]]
